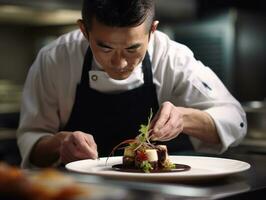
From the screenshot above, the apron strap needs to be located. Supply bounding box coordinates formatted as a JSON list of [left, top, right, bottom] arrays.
[[80, 47, 93, 87], [142, 52, 153, 85]]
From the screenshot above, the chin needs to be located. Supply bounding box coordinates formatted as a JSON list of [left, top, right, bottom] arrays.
[[109, 72, 131, 80]]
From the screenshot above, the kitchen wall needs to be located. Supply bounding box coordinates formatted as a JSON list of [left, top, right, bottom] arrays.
[[0, 25, 34, 84], [234, 12, 266, 101], [0, 25, 77, 83]]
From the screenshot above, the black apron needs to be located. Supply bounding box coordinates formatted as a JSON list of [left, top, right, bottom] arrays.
[[63, 47, 193, 157]]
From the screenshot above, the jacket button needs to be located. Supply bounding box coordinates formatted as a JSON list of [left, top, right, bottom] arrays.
[[91, 74, 98, 81]]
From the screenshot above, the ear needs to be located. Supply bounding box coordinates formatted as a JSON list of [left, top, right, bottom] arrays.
[[151, 20, 159, 33], [77, 19, 89, 40]]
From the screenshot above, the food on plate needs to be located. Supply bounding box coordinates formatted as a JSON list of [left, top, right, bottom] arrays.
[[108, 110, 177, 173], [0, 162, 90, 200], [122, 144, 176, 173]]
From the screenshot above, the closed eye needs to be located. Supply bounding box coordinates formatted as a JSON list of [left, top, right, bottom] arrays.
[[126, 44, 141, 53], [97, 42, 113, 53]]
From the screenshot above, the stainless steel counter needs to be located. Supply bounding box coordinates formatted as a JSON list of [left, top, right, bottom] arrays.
[[64, 151, 266, 200]]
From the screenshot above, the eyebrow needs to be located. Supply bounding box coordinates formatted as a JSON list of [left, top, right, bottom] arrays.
[[96, 41, 141, 50]]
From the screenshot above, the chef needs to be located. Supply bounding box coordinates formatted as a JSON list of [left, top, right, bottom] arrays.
[[17, 0, 247, 168]]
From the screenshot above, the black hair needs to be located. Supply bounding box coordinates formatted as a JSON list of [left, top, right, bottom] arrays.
[[82, 0, 155, 31]]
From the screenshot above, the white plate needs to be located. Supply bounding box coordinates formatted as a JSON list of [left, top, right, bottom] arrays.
[[65, 156, 250, 181]]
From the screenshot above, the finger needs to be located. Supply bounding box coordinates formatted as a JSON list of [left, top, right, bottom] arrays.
[[63, 135, 88, 158], [60, 133, 95, 163], [67, 138, 96, 160], [153, 103, 173, 135], [72, 133, 98, 159], [156, 127, 181, 141], [84, 134, 98, 150], [77, 144, 98, 159], [60, 142, 77, 163], [157, 133, 179, 141], [151, 108, 183, 141], [149, 111, 159, 130], [159, 111, 183, 136], [85, 138, 98, 159]]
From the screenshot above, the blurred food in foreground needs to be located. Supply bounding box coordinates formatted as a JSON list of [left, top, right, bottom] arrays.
[[0, 162, 91, 200]]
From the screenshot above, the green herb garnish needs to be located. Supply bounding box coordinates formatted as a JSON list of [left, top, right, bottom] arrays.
[[106, 109, 156, 167], [138, 109, 153, 142], [140, 161, 153, 173]]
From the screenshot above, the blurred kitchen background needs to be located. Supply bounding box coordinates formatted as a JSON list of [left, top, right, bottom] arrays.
[[0, 0, 265, 165]]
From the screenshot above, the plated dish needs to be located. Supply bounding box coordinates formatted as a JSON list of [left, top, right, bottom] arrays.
[[66, 111, 250, 181], [108, 110, 179, 173], [65, 155, 251, 181]]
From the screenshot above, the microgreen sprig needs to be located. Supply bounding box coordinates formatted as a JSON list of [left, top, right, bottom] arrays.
[[106, 109, 155, 164], [135, 109, 155, 150]]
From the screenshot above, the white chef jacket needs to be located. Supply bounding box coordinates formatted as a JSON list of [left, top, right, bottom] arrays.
[[17, 29, 247, 168]]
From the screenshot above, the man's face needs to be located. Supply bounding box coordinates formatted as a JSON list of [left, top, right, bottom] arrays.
[[83, 18, 153, 80]]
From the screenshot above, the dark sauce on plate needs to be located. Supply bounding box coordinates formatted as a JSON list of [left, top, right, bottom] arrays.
[[112, 163, 190, 173]]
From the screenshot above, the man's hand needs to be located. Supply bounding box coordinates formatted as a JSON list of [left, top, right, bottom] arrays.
[[150, 101, 184, 141], [149, 101, 220, 144], [30, 131, 98, 167], [59, 131, 98, 164]]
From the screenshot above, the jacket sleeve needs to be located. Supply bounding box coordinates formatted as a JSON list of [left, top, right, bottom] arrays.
[[171, 47, 247, 154], [16, 49, 60, 168]]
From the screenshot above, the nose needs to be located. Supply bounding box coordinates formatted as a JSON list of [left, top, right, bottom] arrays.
[[111, 52, 128, 69]]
